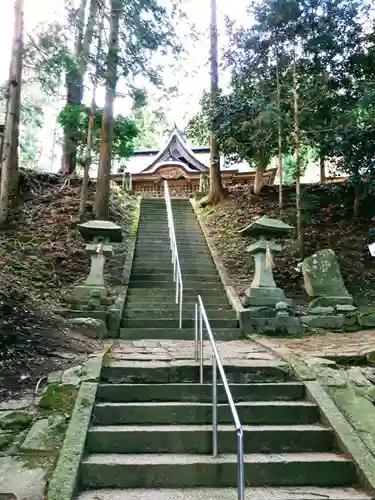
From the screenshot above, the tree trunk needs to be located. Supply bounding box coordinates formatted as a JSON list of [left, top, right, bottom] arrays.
[[253, 151, 269, 196], [293, 44, 303, 256], [79, 4, 104, 220], [276, 54, 283, 213], [200, 0, 225, 206], [94, 0, 120, 219], [319, 152, 325, 183], [254, 169, 262, 195], [0, 0, 24, 226], [60, 0, 99, 175]]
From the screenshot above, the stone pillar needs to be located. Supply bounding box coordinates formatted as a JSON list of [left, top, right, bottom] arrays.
[[238, 216, 294, 308], [243, 240, 291, 307]]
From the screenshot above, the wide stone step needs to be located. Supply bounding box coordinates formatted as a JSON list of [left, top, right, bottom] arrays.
[[75, 486, 374, 500], [134, 248, 211, 256], [120, 318, 238, 329], [101, 361, 289, 384], [136, 240, 208, 247], [131, 258, 215, 267], [87, 424, 333, 454], [122, 309, 236, 320], [93, 401, 318, 425], [129, 274, 222, 283], [126, 289, 228, 300], [118, 328, 240, 340], [123, 301, 231, 310], [130, 266, 219, 275], [127, 282, 224, 291], [80, 453, 356, 488], [96, 382, 305, 402]]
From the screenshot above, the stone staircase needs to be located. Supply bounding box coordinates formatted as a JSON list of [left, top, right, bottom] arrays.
[[75, 197, 372, 499], [119, 198, 240, 340], [77, 360, 371, 499]]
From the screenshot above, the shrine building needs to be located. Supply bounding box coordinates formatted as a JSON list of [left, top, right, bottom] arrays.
[[110, 125, 277, 198]]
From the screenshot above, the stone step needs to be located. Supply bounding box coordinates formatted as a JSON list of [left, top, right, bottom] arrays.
[[80, 453, 356, 488], [120, 318, 238, 329], [134, 247, 211, 255], [131, 258, 215, 267], [123, 300, 231, 309], [126, 289, 228, 300], [136, 240, 208, 246], [122, 309, 236, 320], [130, 266, 219, 275], [93, 401, 318, 426], [96, 382, 306, 403], [128, 274, 222, 283], [138, 224, 202, 230], [118, 328, 240, 340], [101, 361, 289, 384], [127, 282, 224, 291], [87, 424, 333, 454], [76, 486, 374, 500]]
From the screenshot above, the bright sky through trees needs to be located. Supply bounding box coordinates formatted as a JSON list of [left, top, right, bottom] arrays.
[[0, 0, 250, 125]]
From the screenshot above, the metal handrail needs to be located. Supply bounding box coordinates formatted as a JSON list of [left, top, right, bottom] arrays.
[[164, 180, 183, 329], [195, 294, 245, 500]]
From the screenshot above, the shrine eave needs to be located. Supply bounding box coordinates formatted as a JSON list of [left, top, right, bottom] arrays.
[[132, 146, 209, 157], [140, 126, 209, 173]]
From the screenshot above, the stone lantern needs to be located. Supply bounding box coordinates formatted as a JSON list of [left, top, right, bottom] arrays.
[[238, 216, 294, 308], [73, 220, 122, 301]]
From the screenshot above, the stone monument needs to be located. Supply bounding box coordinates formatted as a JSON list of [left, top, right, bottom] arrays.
[[238, 216, 294, 307], [300, 248, 354, 307]]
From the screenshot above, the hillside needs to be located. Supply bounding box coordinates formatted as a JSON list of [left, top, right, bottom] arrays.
[[197, 183, 375, 307], [0, 172, 134, 400]]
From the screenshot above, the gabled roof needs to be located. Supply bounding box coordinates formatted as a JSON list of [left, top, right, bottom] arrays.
[[140, 124, 209, 173]]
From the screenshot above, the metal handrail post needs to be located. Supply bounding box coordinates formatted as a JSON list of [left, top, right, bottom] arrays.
[[237, 428, 245, 500], [195, 294, 245, 500], [212, 354, 218, 457], [164, 180, 184, 330], [179, 278, 183, 329], [194, 303, 198, 361], [199, 308, 203, 384]]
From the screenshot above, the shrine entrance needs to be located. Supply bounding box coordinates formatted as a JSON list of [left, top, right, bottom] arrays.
[[132, 164, 201, 198]]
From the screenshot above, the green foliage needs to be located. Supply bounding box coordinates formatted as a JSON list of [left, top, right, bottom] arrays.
[[132, 105, 170, 150], [188, 0, 372, 185], [283, 146, 318, 184], [57, 104, 139, 161], [185, 100, 211, 146]]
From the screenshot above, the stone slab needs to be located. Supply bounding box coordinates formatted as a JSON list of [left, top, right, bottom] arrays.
[[358, 314, 375, 327], [301, 315, 345, 330], [21, 415, 66, 452], [309, 307, 334, 315], [0, 456, 51, 500], [68, 317, 107, 338], [301, 249, 352, 302], [309, 296, 354, 307], [0, 411, 32, 432], [305, 381, 375, 491], [239, 312, 301, 336], [46, 382, 99, 500], [76, 487, 372, 500]]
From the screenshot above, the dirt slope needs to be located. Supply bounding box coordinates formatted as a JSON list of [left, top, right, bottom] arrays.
[[198, 183, 375, 306], [0, 172, 133, 400]]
